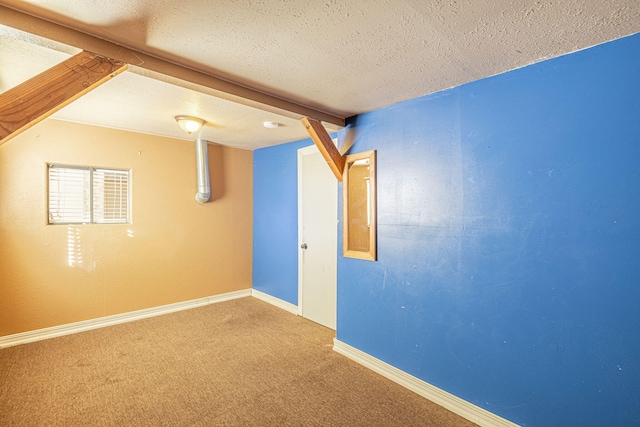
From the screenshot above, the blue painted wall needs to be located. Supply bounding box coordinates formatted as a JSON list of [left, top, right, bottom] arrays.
[[253, 138, 312, 304], [253, 33, 640, 426]]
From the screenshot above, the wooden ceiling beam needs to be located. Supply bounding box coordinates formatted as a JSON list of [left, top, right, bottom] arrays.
[[0, 4, 345, 128], [302, 117, 345, 182], [0, 51, 126, 144]]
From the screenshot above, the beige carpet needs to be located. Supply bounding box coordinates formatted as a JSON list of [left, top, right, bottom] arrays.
[[0, 297, 477, 426]]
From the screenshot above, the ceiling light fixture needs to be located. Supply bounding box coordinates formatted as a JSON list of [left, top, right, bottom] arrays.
[[263, 121, 280, 129], [175, 115, 206, 134]]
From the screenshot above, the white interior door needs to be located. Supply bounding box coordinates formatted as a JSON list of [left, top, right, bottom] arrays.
[[298, 144, 337, 330]]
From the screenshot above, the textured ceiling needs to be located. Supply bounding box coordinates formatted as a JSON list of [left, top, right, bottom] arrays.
[[1, 0, 640, 149]]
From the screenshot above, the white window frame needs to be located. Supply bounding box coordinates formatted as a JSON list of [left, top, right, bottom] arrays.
[[48, 164, 131, 225]]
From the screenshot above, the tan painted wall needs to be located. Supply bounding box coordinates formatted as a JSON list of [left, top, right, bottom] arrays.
[[0, 119, 253, 336]]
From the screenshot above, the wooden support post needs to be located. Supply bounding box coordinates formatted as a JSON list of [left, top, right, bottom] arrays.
[[0, 4, 345, 129], [0, 51, 127, 144], [302, 117, 345, 182]]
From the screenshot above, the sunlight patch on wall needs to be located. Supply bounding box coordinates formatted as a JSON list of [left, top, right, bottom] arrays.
[[67, 226, 84, 268]]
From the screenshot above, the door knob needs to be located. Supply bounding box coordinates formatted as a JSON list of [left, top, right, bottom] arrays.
[[300, 243, 308, 249]]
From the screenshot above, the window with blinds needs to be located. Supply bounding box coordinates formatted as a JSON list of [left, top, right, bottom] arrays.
[[48, 165, 130, 224]]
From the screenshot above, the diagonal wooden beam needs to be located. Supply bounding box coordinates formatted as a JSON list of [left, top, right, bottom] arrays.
[[0, 50, 127, 144], [0, 4, 345, 128], [302, 117, 345, 182]]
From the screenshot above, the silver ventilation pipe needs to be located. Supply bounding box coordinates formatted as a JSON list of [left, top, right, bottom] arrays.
[[174, 115, 210, 203], [195, 132, 210, 204]]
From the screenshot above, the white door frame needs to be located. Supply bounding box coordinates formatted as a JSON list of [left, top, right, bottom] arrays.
[[297, 143, 337, 323], [297, 144, 316, 315]]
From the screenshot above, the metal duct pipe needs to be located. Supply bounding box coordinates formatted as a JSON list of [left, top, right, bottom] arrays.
[[195, 137, 210, 203]]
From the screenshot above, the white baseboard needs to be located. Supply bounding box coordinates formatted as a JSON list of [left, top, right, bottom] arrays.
[[0, 289, 252, 349], [251, 289, 298, 315], [333, 339, 520, 427]]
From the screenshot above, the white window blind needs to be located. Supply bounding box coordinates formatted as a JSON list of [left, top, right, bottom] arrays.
[[92, 168, 129, 224], [48, 165, 130, 224]]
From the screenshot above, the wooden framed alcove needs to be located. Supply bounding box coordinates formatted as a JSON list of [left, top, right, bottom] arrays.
[[343, 150, 377, 261]]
